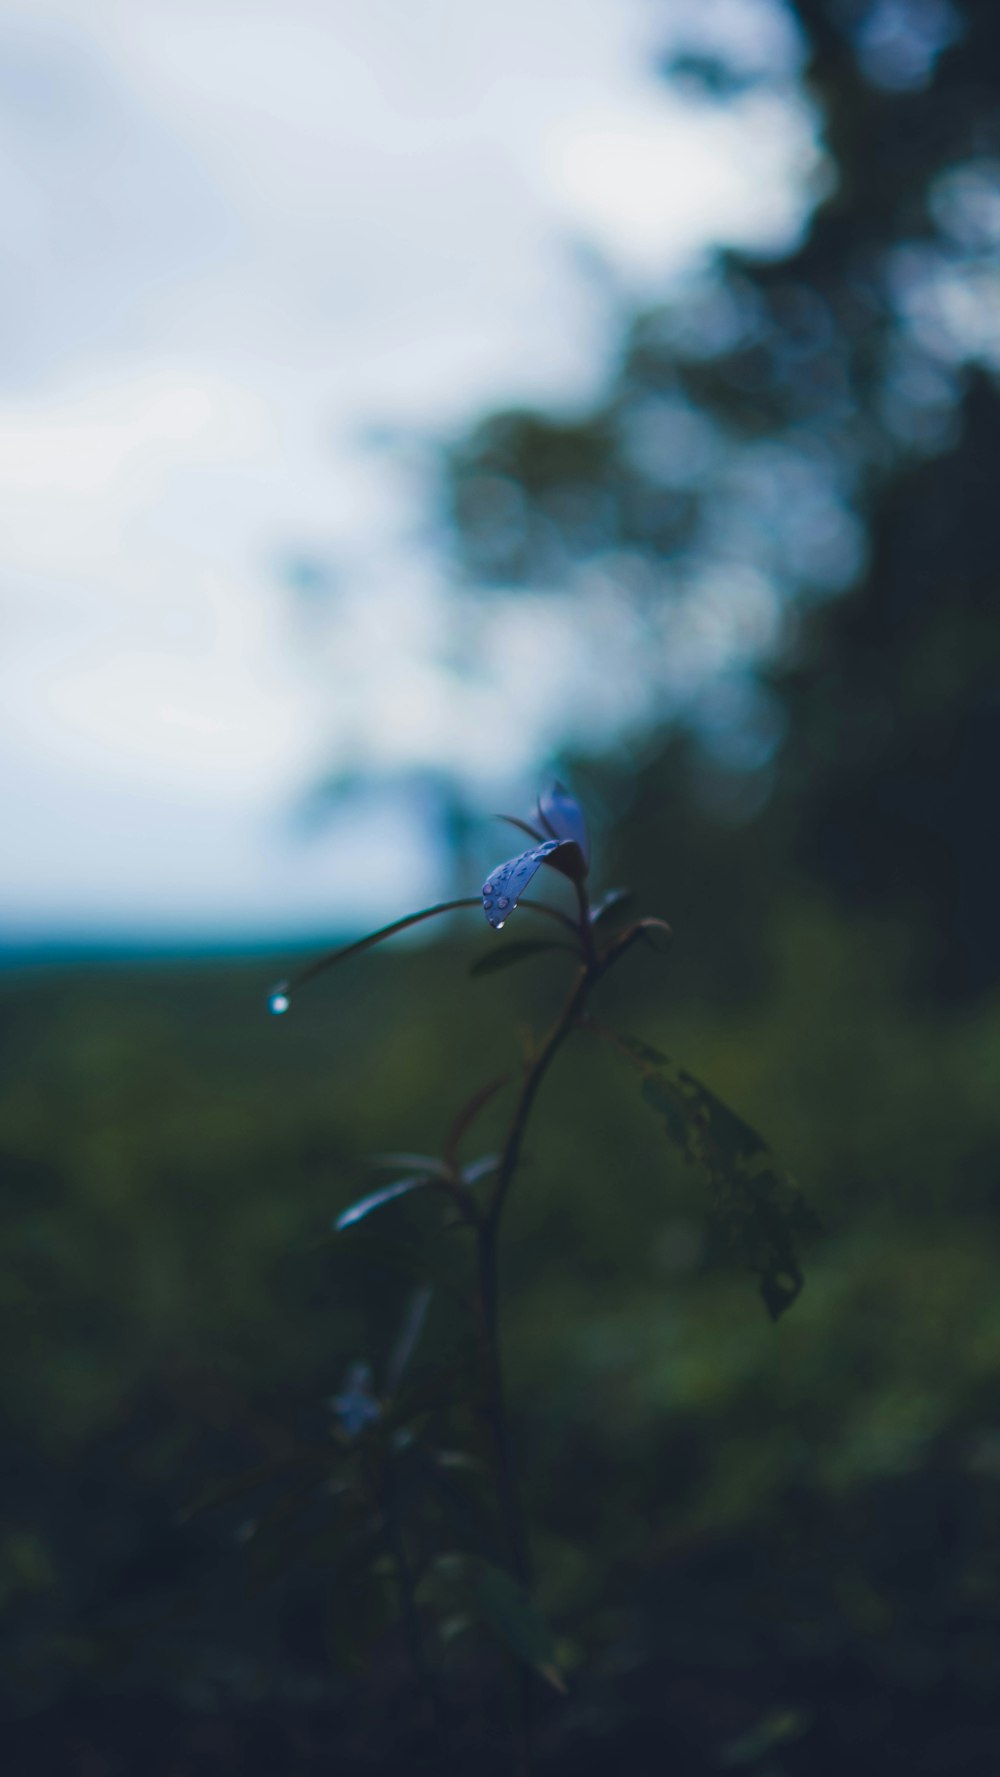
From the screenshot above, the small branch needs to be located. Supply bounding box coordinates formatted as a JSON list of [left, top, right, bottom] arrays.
[[471, 886, 671, 1757]]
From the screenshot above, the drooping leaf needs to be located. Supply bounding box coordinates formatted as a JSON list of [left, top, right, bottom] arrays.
[[641, 1074, 690, 1148], [469, 939, 578, 978], [334, 1173, 436, 1232], [597, 1026, 817, 1319], [431, 1555, 565, 1692], [537, 781, 590, 867], [461, 1153, 500, 1186], [482, 841, 561, 929]]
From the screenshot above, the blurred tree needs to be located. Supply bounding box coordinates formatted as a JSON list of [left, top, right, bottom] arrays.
[[442, 0, 1000, 998]]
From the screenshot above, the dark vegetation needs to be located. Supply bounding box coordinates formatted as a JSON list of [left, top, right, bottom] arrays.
[[4, 0, 1000, 1769]]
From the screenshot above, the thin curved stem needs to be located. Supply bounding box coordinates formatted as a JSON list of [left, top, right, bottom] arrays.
[[275, 897, 580, 1003], [475, 896, 671, 1585]]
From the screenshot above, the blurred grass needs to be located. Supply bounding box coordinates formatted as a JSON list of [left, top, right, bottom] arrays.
[[2, 896, 1000, 1704]]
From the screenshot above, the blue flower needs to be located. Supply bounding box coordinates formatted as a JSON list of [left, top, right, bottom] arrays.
[[482, 783, 589, 929], [330, 1361, 381, 1438]]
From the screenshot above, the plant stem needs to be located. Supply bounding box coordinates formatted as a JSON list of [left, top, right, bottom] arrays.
[[474, 956, 597, 1771], [488, 963, 594, 1237], [381, 1473, 445, 1738], [477, 1218, 531, 1585], [477, 945, 597, 1573]]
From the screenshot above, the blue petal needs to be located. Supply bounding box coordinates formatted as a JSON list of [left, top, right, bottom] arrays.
[[482, 840, 560, 928], [537, 782, 589, 865]]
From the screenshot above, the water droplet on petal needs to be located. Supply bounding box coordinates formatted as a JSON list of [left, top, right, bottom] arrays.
[[269, 989, 290, 1016], [497, 896, 509, 908]]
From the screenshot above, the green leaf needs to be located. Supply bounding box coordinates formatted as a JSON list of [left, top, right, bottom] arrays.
[[461, 1153, 499, 1186], [590, 887, 633, 927], [334, 1173, 436, 1232], [616, 1031, 669, 1068], [469, 939, 578, 978], [635, 916, 673, 951], [640, 1075, 690, 1148], [431, 1554, 565, 1691], [604, 1028, 817, 1319]]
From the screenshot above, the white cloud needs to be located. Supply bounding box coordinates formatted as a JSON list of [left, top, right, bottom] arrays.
[[0, 0, 818, 938]]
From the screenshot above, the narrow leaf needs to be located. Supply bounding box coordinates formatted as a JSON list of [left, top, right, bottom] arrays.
[[435, 1555, 566, 1691], [461, 1153, 500, 1185], [636, 916, 674, 951], [590, 887, 633, 927], [334, 1173, 435, 1232], [469, 939, 578, 978]]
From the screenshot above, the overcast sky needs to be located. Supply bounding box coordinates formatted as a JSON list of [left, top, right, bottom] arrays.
[[0, 0, 820, 943]]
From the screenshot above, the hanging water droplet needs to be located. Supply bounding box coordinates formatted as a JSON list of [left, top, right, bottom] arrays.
[[495, 919, 506, 931], [269, 988, 290, 1016]]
